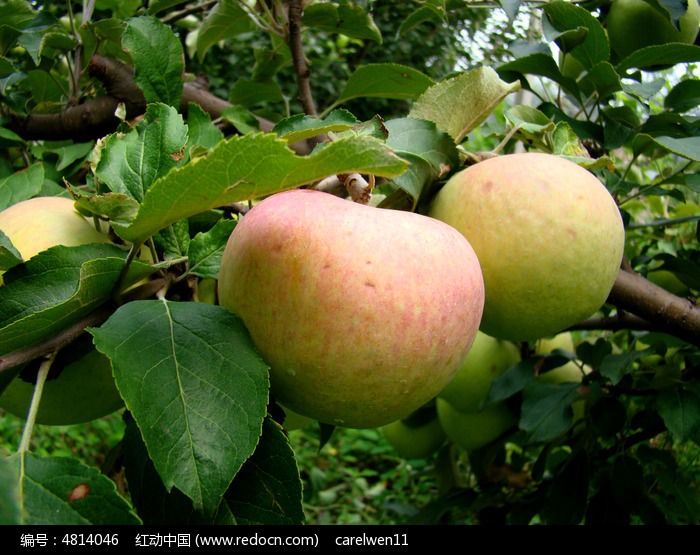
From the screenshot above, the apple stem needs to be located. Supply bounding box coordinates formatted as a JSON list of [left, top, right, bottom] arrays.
[[339, 173, 374, 204], [17, 350, 58, 454]]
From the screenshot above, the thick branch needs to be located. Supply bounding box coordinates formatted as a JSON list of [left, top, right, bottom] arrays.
[[607, 268, 700, 346], [5, 54, 310, 154]]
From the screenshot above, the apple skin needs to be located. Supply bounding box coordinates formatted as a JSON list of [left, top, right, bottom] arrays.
[[0, 196, 110, 262], [436, 398, 516, 452], [438, 331, 520, 413], [382, 416, 447, 459], [429, 152, 625, 342], [605, 0, 700, 61], [217, 189, 485, 429]]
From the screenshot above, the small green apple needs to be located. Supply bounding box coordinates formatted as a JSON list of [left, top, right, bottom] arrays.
[[429, 152, 625, 342], [436, 398, 516, 452], [605, 0, 700, 61], [218, 189, 485, 428], [382, 415, 447, 459], [438, 331, 520, 413]]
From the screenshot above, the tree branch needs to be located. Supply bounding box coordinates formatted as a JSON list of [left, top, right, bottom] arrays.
[[606, 268, 700, 346], [5, 54, 311, 154], [287, 0, 318, 116]]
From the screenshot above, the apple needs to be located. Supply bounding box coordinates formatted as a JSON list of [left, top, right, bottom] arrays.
[[217, 189, 485, 429], [0, 196, 123, 424], [436, 398, 516, 452], [0, 196, 111, 263], [605, 0, 700, 62], [438, 331, 520, 413], [429, 152, 625, 342], [0, 340, 123, 425], [382, 415, 447, 459]]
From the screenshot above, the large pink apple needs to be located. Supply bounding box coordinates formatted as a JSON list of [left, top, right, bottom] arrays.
[[429, 152, 625, 342], [218, 189, 485, 428]]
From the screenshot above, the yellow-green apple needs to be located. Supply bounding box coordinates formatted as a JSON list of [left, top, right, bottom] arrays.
[[429, 152, 625, 342], [217, 189, 485, 428], [436, 398, 516, 452], [0, 344, 122, 425], [438, 331, 520, 413], [0, 196, 122, 424], [605, 0, 700, 61], [0, 196, 110, 263], [382, 415, 447, 459]]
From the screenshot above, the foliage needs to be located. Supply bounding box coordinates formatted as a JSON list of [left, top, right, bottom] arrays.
[[0, 0, 699, 525]]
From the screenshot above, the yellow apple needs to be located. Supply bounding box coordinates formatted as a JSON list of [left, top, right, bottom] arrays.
[[429, 152, 625, 342], [0, 196, 110, 263]]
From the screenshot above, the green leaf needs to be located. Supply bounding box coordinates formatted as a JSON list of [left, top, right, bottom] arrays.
[[0, 229, 22, 272], [498, 53, 578, 98], [665, 79, 700, 113], [90, 300, 270, 514], [332, 63, 435, 109], [599, 348, 654, 384], [156, 219, 190, 260], [399, 4, 445, 35], [0, 244, 153, 356], [273, 110, 360, 144], [226, 417, 305, 525], [0, 163, 44, 211], [185, 102, 224, 150], [486, 360, 537, 405], [196, 0, 256, 62], [219, 106, 262, 135], [520, 381, 580, 442], [10, 452, 140, 525], [110, 132, 408, 243], [616, 43, 700, 73], [410, 66, 520, 143], [187, 219, 237, 280], [385, 117, 459, 175], [122, 413, 237, 525], [633, 135, 700, 162], [657, 384, 700, 442], [303, 0, 382, 43], [542, 0, 610, 67], [94, 103, 188, 202], [230, 78, 284, 108], [0, 456, 20, 524], [122, 15, 184, 107]]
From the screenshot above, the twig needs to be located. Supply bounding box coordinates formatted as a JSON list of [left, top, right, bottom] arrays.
[[17, 351, 59, 453], [287, 0, 317, 117]]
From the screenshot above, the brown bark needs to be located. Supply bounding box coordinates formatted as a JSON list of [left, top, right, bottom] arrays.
[[607, 268, 700, 346]]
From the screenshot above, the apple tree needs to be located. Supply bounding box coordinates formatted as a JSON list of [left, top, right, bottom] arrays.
[[0, 0, 699, 525]]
